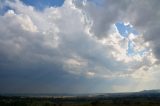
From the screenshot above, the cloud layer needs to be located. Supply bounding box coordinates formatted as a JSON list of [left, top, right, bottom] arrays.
[[0, 0, 160, 93]]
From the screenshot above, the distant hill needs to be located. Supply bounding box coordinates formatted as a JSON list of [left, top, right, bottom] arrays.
[[93, 89, 160, 98], [140, 89, 160, 93]]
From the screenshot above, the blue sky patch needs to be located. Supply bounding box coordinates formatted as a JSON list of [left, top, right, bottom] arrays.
[[127, 40, 147, 57], [0, 0, 13, 15], [127, 40, 135, 56], [115, 22, 146, 56], [0, 4, 13, 15], [116, 22, 138, 38], [21, 0, 64, 11]]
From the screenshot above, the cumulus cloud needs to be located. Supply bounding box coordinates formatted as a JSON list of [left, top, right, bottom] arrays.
[[0, 0, 158, 76]]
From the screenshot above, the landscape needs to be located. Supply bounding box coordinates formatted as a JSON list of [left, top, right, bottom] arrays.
[[1, 90, 160, 106], [1, 0, 160, 106]]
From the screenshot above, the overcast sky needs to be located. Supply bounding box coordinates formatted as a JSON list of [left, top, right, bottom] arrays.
[[0, 0, 160, 94]]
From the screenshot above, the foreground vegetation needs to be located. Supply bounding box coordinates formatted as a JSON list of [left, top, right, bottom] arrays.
[[1, 95, 160, 106]]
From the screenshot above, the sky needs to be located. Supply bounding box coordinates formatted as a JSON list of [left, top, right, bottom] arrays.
[[0, 0, 160, 94]]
